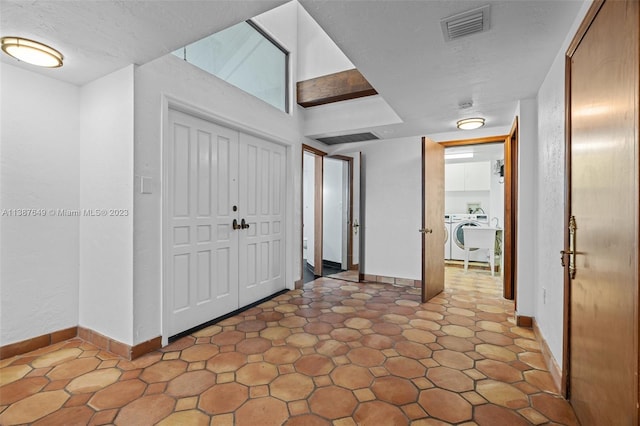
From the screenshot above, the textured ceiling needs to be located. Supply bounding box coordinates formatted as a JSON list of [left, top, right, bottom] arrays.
[[0, 0, 585, 139], [299, 0, 584, 137]]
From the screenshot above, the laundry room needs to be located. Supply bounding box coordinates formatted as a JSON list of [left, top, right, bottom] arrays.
[[444, 143, 505, 274]]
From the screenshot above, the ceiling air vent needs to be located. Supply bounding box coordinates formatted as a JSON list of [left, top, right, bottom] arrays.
[[441, 4, 491, 41], [316, 132, 380, 145]]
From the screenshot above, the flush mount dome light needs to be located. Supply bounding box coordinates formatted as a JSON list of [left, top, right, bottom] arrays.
[[457, 117, 485, 130], [1, 37, 63, 68]]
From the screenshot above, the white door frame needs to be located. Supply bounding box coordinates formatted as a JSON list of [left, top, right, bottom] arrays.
[[161, 96, 294, 345]]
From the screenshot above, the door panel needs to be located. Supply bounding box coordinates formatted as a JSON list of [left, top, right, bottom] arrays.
[[422, 137, 445, 302], [167, 109, 239, 336], [238, 133, 286, 305], [569, 1, 638, 423]]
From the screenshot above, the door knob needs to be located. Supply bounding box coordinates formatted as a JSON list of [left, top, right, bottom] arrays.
[[419, 228, 433, 234], [241, 218, 250, 229], [233, 219, 240, 230]]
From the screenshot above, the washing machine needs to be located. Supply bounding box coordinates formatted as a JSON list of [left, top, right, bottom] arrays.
[[444, 214, 452, 260], [450, 214, 491, 262]]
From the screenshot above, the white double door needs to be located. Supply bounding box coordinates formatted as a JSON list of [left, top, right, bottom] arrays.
[[166, 109, 286, 337]]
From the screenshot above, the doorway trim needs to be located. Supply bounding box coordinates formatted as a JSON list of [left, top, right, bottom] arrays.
[[439, 128, 519, 305], [301, 144, 327, 283]]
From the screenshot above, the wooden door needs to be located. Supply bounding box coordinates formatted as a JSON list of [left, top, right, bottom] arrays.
[[238, 133, 286, 305], [422, 137, 445, 302], [567, 0, 638, 423], [166, 109, 240, 336]]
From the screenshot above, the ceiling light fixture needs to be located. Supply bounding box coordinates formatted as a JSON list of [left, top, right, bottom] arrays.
[[445, 152, 474, 160], [1, 37, 63, 68], [457, 117, 485, 130]]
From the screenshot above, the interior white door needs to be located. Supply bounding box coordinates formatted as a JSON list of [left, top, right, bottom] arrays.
[[238, 133, 286, 305], [166, 109, 240, 336]]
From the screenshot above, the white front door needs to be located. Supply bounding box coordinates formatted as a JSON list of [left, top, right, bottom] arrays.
[[166, 110, 285, 337], [238, 133, 286, 306]]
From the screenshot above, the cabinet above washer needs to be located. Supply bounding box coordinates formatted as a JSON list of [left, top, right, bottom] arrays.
[[445, 161, 491, 191]]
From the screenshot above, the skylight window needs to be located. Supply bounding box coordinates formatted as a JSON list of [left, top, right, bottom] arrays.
[[173, 21, 289, 113]]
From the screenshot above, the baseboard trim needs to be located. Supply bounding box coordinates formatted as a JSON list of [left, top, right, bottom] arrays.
[[0, 325, 162, 361], [78, 326, 161, 360], [516, 315, 533, 328], [532, 319, 562, 393], [294, 278, 304, 289], [362, 274, 421, 288], [0, 326, 78, 360]]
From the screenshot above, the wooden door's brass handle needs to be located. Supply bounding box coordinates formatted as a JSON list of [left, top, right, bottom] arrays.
[[419, 228, 433, 234]]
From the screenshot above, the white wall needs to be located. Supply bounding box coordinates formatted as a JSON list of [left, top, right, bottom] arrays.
[[332, 137, 422, 280], [533, 0, 592, 366], [134, 1, 302, 344], [78, 66, 135, 345], [303, 152, 315, 265], [445, 191, 491, 215], [297, 2, 353, 81], [323, 158, 343, 263], [515, 98, 538, 318], [0, 64, 80, 345]]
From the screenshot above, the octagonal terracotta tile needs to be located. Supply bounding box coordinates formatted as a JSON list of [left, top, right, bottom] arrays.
[[419, 388, 472, 423], [199, 382, 248, 414], [88, 379, 146, 410], [331, 364, 373, 389], [294, 354, 334, 376], [236, 397, 289, 425], [384, 356, 426, 379], [206, 352, 247, 373], [236, 362, 278, 386], [270, 372, 314, 401], [476, 379, 529, 409], [476, 359, 523, 383], [371, 376, 419, 405], [139, 360, 186, 384], [427, 366, 474, 392], [114, 393, 175, 425], [308, 385, 358, 419], [179, 344, 219, 362], [165, 370, 216, 398], [353, 400, 407, 425], [0, 390, 69, 425]]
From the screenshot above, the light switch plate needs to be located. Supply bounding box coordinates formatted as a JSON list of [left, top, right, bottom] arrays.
[[141, 176, 152, 194]]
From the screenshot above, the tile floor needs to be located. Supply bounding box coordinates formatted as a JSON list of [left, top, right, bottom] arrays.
[[0, 268, 579, 425]]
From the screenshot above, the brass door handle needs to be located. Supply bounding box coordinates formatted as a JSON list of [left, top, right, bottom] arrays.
[[233, 219, 240, 230], [353, 219, 360, 235], [419, 228, 433, 234], [241, 218, 250, 229], [561, 215, 577, 278]]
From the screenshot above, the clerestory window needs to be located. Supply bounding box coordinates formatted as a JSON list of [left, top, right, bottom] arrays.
[[173, 20, 289, 113]]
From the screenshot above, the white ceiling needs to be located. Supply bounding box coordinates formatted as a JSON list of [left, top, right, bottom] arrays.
[[0, 0, 584, 140]]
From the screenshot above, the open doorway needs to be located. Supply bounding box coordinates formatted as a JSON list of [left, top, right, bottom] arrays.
[[301, 145, 362, 285], [444, 143, 504, 278], [438, 126, 518, 302]]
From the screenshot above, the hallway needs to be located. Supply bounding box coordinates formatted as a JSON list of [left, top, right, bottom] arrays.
[[0, 268, 578, 425]]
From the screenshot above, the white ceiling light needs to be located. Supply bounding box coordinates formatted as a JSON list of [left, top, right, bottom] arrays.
[[457, 117, 485, 130], [445, 152, 474, 160], [1, 37, 63, 68]]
